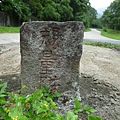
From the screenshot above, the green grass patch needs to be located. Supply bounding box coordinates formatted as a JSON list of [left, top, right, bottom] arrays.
[[101, 29, 120, 40], [84, 28, 91, 32], [0, 26, 20, 33], [83, 41, 120, 50]]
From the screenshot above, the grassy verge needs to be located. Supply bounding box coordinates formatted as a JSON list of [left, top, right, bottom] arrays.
[[84, 28, 91, 32], [101, 29, 120, 40], [83, 41, 120, 50], [0, 26, 20, 33]]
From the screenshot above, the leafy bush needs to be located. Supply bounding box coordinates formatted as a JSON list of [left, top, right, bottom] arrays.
[[103, 28, 107, 32], [0, 80, 103, 120]]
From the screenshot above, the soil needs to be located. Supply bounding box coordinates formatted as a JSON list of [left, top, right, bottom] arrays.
[[80, 45, 120, 91], [0, 43, 120, 120]]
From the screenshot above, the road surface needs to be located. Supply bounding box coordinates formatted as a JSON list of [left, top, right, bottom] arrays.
[[84, 28, 120, 44], [0, 33, 19, 44], [0, 29, 120, 44]]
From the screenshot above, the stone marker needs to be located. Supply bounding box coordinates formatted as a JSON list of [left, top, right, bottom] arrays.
[[20, 21, 84, 101]]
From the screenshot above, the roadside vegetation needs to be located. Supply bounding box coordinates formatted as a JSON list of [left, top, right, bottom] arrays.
[[0, 0, 98, 29], [99, 0, 120, 40], [83, 41, 120, 50], [101, 0, 120, 31], [0, 26, 20, 33], [101, 29, 120, 40], [84, 28, 91, 32]]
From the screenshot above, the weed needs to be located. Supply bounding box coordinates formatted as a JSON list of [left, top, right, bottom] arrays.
[[0, 80, 103, 120]]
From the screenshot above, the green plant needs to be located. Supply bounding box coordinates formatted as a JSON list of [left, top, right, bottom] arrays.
[[0, 80, 103, 120], [103, 28, 107, 32], [73, 98, 103, 120], [0, 79, 8, 105], [0, 84, 62, 120], [64, 111, 78, 120]]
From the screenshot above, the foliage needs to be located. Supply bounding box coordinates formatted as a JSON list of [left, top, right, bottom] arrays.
[[90, 18, 102, 28], [70, 0, 90, 27], [88, 6, 99, 28], [101, 29, 120, 40], [84, 28, 91, 32], [56, 0, 73, 21], [0, 0, 31, 22], [0, 80, 103, 120], [0, 0, 98, 28], [101, 0, 120, 30]]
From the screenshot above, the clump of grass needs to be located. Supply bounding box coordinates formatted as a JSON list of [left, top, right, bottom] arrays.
[[83, 41, 120, 50], [101, 29, 120, 40], [0, 26, 20, 33]]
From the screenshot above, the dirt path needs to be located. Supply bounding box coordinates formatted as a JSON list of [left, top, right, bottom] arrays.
[[81, 45, 120, 91], [0, 43, 120, 120], [0, 43, 20, 76]]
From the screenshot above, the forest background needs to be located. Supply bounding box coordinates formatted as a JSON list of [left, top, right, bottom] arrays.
[[0, 0, 120, 30]]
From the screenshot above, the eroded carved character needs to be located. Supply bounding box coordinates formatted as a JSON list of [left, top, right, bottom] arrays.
[[40, 27, 60, 48]]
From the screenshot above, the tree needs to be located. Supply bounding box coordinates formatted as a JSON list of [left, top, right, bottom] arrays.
[[101, 0, 120, 30], [23, 0, 73, 21], [0, 0, 31, 23], [55, 0, 73, 21], [0, 0, 97, 28], [70, 0, 91, 27], [89, 6, 98, 28]]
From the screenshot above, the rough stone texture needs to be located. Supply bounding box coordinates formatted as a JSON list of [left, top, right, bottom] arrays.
[[20, 21, 84, 95]]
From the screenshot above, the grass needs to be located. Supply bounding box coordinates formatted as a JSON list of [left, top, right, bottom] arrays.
[[83, 41, 120, 50], [101, 29, 120, 40], [0, 26, 20, 33], [84, 28, 91, 32]]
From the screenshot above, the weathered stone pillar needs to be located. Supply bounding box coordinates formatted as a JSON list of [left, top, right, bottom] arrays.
[[20, 21, 84, 97]]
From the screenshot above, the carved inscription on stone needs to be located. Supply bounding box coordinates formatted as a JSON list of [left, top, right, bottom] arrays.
[[39, 27, 60, 90], [40, 27, 60, 48]]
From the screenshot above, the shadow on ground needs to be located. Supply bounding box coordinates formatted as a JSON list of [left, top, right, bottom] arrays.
[[0, 74, 21, 92]]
